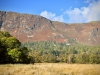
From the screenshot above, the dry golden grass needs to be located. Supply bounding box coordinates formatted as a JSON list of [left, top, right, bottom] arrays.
[[0, 63, 100, 75]]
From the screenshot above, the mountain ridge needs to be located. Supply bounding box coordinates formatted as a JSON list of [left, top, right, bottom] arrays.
[[0, 11, 100, 45]]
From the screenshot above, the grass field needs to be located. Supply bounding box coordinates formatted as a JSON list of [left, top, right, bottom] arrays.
[[0, 63, 100, 75]]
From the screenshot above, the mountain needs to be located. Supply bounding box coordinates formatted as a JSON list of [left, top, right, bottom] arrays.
[[0, 11, 100, 45]]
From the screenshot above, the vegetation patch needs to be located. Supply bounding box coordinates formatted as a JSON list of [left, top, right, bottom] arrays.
[[0, 31, 33, 64], [22, 41, 100, 64]]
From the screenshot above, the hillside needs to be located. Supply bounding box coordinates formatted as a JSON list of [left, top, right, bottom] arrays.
[[0, 11, 100, 45]]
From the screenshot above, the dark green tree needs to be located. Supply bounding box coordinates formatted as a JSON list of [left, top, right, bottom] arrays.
[[0, 31, 32, 64]]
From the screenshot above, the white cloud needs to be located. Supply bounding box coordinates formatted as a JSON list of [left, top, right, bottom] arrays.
[[40, 0, 100, 23], [65, 0, 100, 23], [40, 11, 64, 22]]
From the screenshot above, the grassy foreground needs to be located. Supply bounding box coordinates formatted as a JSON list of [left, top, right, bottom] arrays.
[[0, 63, 100, 75]]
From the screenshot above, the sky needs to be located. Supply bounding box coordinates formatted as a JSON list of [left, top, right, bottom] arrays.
[[0, 0, 100, 23]]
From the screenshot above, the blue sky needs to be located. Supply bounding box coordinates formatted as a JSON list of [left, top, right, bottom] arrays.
[[0, 0, 100, 23]]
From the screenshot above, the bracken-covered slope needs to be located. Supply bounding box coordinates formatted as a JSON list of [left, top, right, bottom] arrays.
[[0, 11, 100, 45]]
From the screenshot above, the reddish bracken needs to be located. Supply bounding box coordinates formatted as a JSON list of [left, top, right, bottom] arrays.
[[0, 11, 100, 45]]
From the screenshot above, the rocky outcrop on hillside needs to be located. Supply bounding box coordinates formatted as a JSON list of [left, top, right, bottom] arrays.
[[0, 11, 100, 45]]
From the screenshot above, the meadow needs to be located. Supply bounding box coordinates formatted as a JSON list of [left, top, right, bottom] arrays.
[[0, 63, 100, 75]]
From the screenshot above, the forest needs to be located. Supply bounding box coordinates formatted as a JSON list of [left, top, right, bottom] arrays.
[[0, 31, 100, 64], [22, 41, 100, 64]]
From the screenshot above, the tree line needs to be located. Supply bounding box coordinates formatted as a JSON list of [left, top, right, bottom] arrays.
[[22, 41, 100, 64], [0, 31, 100, 64]]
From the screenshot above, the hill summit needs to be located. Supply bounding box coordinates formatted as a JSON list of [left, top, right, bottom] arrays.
[[0, 11, 100, 45]]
